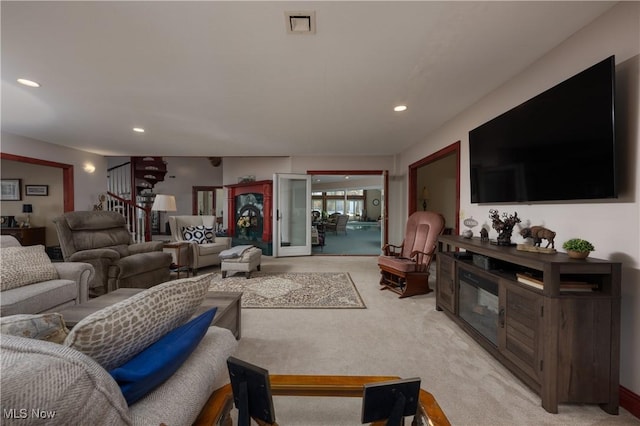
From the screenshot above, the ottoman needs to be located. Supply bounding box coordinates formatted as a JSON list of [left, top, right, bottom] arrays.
[[221, 246, 262, 278]]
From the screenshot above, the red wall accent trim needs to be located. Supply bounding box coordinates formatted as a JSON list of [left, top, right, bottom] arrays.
[[621, 385, 640, 419], [408, 141, 461, 235], [0, 152, 74, 211]]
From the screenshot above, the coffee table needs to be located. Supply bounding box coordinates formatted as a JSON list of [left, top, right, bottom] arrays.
[[194, 375, 450, 426], [58, 289, 242, 339]]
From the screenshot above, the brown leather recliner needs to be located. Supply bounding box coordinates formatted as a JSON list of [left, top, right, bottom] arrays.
[[53, 211, 172, 296], [378, 211, 445, 298]]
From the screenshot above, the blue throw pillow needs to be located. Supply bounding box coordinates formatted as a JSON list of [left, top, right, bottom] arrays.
[[109, 307, 217, 405]]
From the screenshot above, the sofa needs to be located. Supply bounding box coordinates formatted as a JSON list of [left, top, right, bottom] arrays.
[[0, 235, 94, 316], [53, 211, 172, 295], [168, 215, 232, 275], [0, 274, 238, 425]]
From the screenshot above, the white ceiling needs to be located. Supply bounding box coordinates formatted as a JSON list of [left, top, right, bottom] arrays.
[[1, 1, 615, 157]]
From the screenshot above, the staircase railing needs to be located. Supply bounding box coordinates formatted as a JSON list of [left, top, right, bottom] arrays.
[[105, 192, 151, 243], [107, 161, 132, 200], [106, 161, 151, 242]]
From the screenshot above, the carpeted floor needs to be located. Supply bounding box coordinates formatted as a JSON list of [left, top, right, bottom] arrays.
[[197, 256, 638, 425], [209, 271, 366, 309]]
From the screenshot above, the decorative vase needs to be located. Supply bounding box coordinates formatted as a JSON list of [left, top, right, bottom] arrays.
[[239, 227, 248, 239], [567, 250, 589, 259]]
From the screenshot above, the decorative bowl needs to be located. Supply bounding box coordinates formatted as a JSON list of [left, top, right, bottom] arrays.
[[567, 250, 590, 259]]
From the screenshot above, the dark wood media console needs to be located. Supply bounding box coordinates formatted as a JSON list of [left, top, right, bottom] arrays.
[[436, 235, 621, 414]]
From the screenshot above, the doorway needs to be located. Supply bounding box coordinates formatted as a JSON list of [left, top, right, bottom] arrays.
[[192, 186, 223, 231], [307, 170, 388, 255], [0, 153, 74, 212], [408, 142, 460, 236], [0, 153, 73, 247]]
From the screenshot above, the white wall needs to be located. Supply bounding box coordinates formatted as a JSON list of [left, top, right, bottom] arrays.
[[151, 157, 223, 215], [1, 132, 108, 211], [222, 157, 292, 185], [398, 2, 640, 395]]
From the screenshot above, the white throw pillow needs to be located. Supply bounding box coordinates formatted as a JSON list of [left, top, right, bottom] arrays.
[[182, 225, 215, 244]]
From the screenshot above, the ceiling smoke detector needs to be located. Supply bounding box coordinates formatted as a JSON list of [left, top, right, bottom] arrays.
[[285, 11, 316, 34]]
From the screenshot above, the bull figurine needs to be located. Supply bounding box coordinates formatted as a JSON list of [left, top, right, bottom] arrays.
[[520, 226, 556, 249]]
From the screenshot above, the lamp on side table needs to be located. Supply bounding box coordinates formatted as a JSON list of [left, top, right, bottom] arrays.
[[152, 194, 177, 236]]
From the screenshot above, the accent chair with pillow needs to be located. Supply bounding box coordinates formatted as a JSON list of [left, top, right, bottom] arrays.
[[168, 215, 232, 275], [53, 211, 172, 296], [0, 235, 94, 316], [0, 274, 239, 425]]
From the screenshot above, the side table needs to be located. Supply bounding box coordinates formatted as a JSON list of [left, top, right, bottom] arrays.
[[1, 226, 46, 246], [163, 241, 191, 279]]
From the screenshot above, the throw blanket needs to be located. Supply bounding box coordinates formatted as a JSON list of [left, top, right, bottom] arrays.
[[219, 245, 253, 260]]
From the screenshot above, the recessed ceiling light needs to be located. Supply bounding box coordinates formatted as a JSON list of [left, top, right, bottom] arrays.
[[133, 127, 145, 133], [394, 105, 408, 112], [17, 78, 40, 88]]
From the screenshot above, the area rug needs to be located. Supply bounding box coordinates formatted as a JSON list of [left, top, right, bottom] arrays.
[[208, 271, 366, 309]]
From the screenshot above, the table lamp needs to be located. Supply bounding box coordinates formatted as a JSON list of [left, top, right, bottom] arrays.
[[421, 187, 430, 211], [22, 204, 33, 227], [151, 195, 177, 234]]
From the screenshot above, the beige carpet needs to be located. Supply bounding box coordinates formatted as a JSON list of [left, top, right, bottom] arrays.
[[209, 271, 365, 309], [199, 256, 638, 425]]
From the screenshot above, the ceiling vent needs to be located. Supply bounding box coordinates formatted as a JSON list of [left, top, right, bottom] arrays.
[[285, 11, 316, 34]]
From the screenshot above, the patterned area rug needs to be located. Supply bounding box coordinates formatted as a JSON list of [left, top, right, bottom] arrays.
[[209, 271, 366, 309]]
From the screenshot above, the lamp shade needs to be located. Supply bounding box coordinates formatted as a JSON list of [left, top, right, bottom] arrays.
[[22, 204, 33, 213], [422, 187, 430, 200], [151, 195, 177, 212]]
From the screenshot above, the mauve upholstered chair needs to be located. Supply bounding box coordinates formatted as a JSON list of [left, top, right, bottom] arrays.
[[378, 211, 445, 298]]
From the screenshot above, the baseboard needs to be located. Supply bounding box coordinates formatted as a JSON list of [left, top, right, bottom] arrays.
[[620, 385, 640, 419]]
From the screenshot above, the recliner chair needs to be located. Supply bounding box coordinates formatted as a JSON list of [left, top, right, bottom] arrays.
[[53, 211, 172, 296]]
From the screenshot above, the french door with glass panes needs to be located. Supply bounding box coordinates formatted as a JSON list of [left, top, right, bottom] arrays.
[[273, 174, 312, 257]]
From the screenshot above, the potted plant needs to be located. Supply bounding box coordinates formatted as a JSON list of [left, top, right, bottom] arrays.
[[562, 238, 595, 259]]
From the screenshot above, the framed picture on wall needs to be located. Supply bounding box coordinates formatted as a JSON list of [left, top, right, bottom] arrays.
[[1, 179, 22, 201], [25, 185, 49, 196]]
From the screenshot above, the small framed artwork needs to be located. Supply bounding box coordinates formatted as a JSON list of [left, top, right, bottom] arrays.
[[0, 216, 17, 228], [1, 179, 22, 201], [25, 185, 49, 196]]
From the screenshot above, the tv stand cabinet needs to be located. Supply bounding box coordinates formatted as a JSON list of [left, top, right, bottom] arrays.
[[436, 235, 621, 414]]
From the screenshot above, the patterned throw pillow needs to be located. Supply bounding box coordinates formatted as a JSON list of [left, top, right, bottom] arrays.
[[0, 313, 70, 344], [64, 274, 212, 371], [182, 225, 215, 244], [0, 245, 59, 291]]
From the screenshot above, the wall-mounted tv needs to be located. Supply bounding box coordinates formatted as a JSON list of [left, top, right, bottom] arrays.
[[469, 56, 616, 203]]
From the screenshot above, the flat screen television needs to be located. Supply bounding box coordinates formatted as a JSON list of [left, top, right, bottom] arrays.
[[469, 56, 616, 203]]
